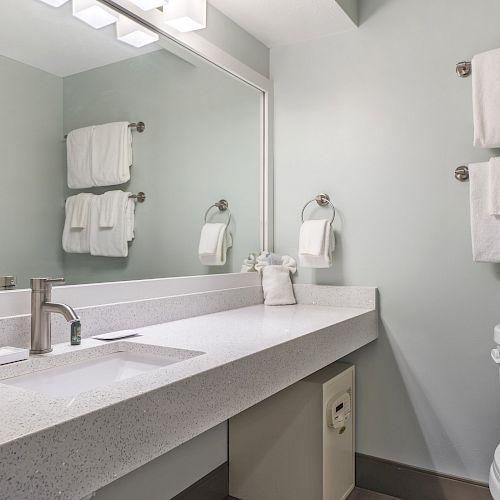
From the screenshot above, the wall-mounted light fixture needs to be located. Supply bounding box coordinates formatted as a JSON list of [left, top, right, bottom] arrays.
[[117, 16, 159, 47], [127, 0, 165, 11], [72, 0, 118, 29], [163, 0, 206, 32]]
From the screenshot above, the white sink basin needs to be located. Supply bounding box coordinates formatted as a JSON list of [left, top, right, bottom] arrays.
[[1, 348, 201, 398]]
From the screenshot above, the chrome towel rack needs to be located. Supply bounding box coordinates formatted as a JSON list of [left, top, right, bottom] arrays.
[[456, 61, 472, 78], [301, 193, 336, 223], [64, 121, 145, 139], [204, 199, 231, 224]]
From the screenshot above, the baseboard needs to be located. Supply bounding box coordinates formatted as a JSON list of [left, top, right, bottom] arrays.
[[356, 453, 492, 500], [172, 463, 228, 500]]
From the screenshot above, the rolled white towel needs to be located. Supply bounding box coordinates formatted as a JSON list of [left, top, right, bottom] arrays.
[[255, 253, 297, 306]]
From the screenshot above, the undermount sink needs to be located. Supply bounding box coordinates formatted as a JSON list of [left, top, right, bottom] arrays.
[[0, 345, 203, 398]]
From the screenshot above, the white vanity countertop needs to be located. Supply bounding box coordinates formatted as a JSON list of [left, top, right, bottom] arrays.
[[0, 295, 377, 500]]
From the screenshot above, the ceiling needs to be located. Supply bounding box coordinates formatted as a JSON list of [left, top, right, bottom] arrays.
[[208, 0, 358, 48], [0, 0, 159, 77]]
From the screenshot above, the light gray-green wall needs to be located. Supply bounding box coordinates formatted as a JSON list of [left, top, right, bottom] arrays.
[[63, 50, 261, 284], [271, 0, 500, 483], [0, 55, 65, 287]]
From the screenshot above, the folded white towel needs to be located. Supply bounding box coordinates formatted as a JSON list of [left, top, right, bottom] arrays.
[[92, 122, 132, 187], [472, 48, 500, 148], [67, 126, 94, 189], [470, 162, 500, 262], [90, 191, 134, 257], [63, 194, 94, 253], [198, 223, 232, 266], [299, 219, 334, 268], [489, 157, 500, 215], [70, 193, 93, 229]]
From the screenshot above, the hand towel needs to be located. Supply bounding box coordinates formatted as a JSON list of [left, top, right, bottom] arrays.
[[70, 193, 93, 229], [89, 191, 134, 257], [92, 122, 132, 187], [469, 162, 500, 262], [299, 219, 334, 268], [489, 157, 500, 215], [472, 48, 500, 148], [62, 195, 94, 253], [66, 126, 94, 189], [198, 223, 232, 266]]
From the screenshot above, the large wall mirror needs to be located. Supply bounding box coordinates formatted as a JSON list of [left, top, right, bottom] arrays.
[[0, 0, 267, 288]]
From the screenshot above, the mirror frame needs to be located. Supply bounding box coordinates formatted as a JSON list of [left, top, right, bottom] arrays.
[[102, 0, 274, 253]]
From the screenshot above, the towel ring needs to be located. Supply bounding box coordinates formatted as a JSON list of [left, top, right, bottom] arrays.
[[301, 193, 335, 224], [204, 199, 231, 225]]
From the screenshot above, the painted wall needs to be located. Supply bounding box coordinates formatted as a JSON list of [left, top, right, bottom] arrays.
[[62, 49, 261, 285], [0, 55, 65, 285], [271, 0, 500, 483]]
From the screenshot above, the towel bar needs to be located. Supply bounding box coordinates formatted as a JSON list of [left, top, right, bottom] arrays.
[[456, 61, 472, 78], [301, 193, 336, 223], [64, 121, 145, 139], [204, 199, 231, 225], [64, 192, 146, 203]]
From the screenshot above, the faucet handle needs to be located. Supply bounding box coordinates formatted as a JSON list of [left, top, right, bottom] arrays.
[[30, 278, 65, 291]]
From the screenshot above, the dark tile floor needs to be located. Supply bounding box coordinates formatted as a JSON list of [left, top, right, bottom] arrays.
[[348, 488, 401, 500], [228, 488, 401, 500]]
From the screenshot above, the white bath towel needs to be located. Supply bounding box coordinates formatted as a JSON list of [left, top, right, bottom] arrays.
[[92, 122, 132, 187], [298, 219, 334, 268], [489, 157, 500, 215], [62, 194, 94, 253], [66, 126, 94, 189], [198, 223, 232, 266], [469, 162, 500, 262], [90, 191, 134, 257], [472, 48, 500, 148]]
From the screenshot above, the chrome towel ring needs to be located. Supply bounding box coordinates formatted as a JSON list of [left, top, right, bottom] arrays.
[[301, 193, 335, 224], [204, 199, 231, 225]]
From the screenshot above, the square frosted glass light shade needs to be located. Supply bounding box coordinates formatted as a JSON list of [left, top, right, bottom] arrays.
[[38, 0, 70, 6], [128, 0, 164, 10], [73, 0, 118, 29], [164, 0, 206, 32], [117, 18, 159, 47]]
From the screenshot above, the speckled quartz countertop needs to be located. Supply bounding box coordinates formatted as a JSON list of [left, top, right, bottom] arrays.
[[0, 291, 377, 500]]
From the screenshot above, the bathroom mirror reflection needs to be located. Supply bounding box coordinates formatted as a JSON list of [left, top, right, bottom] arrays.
[[0, 0, 262, 288]]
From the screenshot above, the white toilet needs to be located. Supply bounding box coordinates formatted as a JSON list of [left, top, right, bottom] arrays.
[[490, 326, 500, 498]]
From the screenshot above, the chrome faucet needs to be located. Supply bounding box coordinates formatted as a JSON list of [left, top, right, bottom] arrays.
[[30, 278, 80, 354]]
